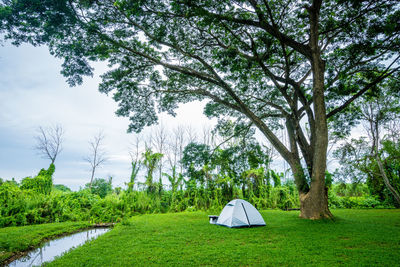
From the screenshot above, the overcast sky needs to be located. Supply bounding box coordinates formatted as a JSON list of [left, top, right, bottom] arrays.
[[0, 42, 216, 190]]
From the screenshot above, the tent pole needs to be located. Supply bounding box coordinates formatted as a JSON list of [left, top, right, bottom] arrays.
[[241, 203, 251, 227]]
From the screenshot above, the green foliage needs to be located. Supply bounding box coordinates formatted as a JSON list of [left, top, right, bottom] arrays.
[[329, 194, 384, 209], [334, 136, 400, 207], [20, 164, 54, 195], [142, 149, 163, 193], [374, 140, 400, 205], [333, 81, 400, 206], [127, 160, 140, 192], [53, 184, 71, 192], [0, 175, 392, 228], [269, 169, 282, 187], [331, 183, 370, 198], [163, 166, 183, 198], [328, 183, 392, 209], [85, 177, 112, 198], [325, 171, 333, 188], [182, 143, 211, 169]]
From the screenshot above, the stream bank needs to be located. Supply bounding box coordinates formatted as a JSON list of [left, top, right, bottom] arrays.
[[1, 223, 113, 266]]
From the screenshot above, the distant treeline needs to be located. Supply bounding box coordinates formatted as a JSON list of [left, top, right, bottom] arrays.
[[0, 165, 394, 227]]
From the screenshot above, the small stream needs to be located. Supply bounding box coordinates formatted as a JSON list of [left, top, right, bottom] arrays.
[[8, 228, 110, 267]]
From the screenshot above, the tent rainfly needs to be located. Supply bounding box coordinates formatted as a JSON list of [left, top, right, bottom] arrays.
[[215, 199, 266, 228]]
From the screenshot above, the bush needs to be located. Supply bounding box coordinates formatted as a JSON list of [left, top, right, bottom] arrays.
[[85, 178, 112, 198], [20, 164, 54, 195], [328, 194, 390, 209]]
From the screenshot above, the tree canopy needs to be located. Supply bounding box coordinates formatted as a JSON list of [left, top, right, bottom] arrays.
[[1, 0, 399, 219]]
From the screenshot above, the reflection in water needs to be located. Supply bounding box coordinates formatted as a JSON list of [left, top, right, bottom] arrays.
[[8, 228, 110, 267]]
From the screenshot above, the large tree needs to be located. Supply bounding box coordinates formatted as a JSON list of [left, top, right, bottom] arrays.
[[1, 0, 399, 219], [360, 85, 400, 205]]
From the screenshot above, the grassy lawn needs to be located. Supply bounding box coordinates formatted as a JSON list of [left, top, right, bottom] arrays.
[[42, 209, 400, 266], [0, 221, 91, 264]]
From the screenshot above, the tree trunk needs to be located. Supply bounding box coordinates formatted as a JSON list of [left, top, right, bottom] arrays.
[[290, 159, 332, 219], [375, 156, 400, 205], [371, 119, 400, 206], [89, 167, 95, 190], [298, 0, 333, 219], [299, 73, 333, 219], [298, 96, 333, 218], [299, 186, 332, 219]]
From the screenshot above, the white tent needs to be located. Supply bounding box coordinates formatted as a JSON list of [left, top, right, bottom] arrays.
[[216, 199, 266, 228]]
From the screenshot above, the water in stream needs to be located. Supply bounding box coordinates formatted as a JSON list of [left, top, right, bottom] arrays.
[[8, 228, 110, 267]]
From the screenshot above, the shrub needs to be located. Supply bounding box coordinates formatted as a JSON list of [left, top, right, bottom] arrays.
[[20, 164, 54, 195]]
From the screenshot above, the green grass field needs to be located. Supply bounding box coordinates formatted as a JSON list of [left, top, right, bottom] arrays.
[[0, 221, 91, 264], [39, 209, 400, 266]]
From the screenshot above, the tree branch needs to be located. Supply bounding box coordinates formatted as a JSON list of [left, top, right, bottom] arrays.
[[327, 65, 400, 118]]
